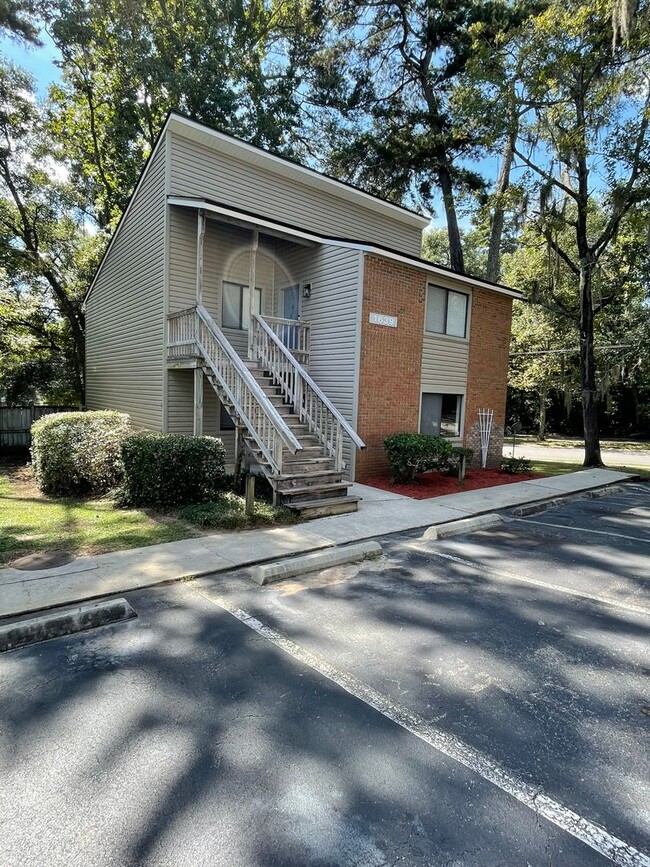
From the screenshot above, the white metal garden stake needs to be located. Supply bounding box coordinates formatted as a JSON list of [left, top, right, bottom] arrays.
[[478, 408, 494, 469]]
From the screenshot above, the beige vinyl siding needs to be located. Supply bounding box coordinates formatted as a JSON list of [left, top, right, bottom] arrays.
[[168, 205, 196, 312], [85, 138, 167, 430], [166, 368, 193, 434], [169, 132, 422, 256], [274, 241, 361, 477], [167, 368, 220, 437], [421, 336, 469, 393]]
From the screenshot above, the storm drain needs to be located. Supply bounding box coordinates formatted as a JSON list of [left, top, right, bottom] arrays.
[[0, 598, 136, 652]]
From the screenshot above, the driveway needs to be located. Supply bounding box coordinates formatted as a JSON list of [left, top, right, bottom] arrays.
[[1, 483, 648, 866], [503, 441, 650, 468]]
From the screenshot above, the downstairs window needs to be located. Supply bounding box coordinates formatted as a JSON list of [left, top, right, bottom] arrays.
[[420, 393, 463, 438]]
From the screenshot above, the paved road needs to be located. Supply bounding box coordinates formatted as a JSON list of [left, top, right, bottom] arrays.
[[503, 441, 650, 467], [2, 483, 649, 866]]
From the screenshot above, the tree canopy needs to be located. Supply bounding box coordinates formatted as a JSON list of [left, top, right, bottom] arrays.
[[0, 0, 648, 457]]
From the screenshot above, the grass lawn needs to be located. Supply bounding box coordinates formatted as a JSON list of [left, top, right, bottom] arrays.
[[517, 434, 650, 451], [529, 458, 650, 479], [0, 462, 296, 568]]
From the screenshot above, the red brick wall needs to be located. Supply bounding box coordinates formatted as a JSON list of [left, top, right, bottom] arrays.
[[355, 255, 426, 480], [463, 288, 513, 467]]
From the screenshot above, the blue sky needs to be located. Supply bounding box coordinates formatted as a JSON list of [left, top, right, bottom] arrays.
[[0, 31, 61, 95]]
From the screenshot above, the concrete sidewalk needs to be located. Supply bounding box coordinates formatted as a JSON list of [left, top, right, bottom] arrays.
[[0, 468, 634, 619]]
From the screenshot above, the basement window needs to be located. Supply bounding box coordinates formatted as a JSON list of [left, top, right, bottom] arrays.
[[222, 282, 262, 330], [426, 285, 469, 338], [420, 393, 463, 438]]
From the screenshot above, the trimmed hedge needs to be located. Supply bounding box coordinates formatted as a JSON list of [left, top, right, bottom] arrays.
[[31, 410, 131, 496], [120, 433, 226, 507], [384, 433, 454, 483]]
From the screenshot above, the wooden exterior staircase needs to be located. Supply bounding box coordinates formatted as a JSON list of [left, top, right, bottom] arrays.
[[167, 305, 365, 518]]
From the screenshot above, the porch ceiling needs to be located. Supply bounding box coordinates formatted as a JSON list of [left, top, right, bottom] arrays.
[[168, 196, 317, 248]]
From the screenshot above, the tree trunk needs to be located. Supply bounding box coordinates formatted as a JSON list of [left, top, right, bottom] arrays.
[[579, 266, 603, 467], [538, 381, 547, 441], [631, 384, 641, 431], [486, 134, 514, 283], [437, 165, 464, 273]]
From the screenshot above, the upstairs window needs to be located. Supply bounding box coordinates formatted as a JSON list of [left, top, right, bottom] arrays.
[[426, 285, 468, 338], [222, 282, 262, 330]]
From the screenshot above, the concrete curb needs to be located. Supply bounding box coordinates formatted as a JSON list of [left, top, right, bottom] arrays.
[[422, 514, 503, 541], [511, 484, 626, 517], [254, 541, 382, 586], [0, 598, 136, 652]]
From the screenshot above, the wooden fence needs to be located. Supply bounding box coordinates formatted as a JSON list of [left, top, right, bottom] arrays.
[[0, 406, 80, 449]]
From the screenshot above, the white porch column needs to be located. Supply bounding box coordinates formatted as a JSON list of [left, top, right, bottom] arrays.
[[195, 208, 206, 305], [193, 366, 203, 436], [247, 227, 259, 358]]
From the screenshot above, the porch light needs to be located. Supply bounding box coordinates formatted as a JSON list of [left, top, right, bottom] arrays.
[[302, 282, 312, 298]]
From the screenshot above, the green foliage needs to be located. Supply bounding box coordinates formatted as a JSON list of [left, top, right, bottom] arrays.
[[0, 0, 41, 42], [0, 62, 97, 403], [42, 0, 315, 227], [120, 433, 226, 507], [450, 446, 474, 467], [176, 493, 296, 531], [422, 227, 490, 279], [500, 456, 533, 474], [31, 410, 131, 496], [384, 433, 454, 484]]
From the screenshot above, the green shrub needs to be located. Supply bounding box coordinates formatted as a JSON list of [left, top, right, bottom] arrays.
[[500, 456, 533, 474], [120, 433, 226, 507], [31, 410, 131, 496], [384, 433, 454, 483]]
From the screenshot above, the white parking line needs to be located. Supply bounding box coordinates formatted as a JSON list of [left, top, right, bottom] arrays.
[[511, 517, 650, 543], [403, 544, 649, 616], [192, 586, 650, 867]]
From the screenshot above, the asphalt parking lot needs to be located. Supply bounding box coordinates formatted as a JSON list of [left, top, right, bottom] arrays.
[[1, 482, 649, 866]]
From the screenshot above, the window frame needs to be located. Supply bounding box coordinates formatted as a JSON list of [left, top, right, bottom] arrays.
[[425, 284, 469, 339], [222, 281, 263, 330], [419, 392, 464, 439]]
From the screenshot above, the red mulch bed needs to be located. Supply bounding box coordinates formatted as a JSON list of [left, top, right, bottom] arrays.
[[363, 469, 546, 500]]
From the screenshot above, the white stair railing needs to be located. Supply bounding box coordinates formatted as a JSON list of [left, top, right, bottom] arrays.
[[167, 306, 302, 474], [260, 316, 311, 367], [251, 314, 365, 472]]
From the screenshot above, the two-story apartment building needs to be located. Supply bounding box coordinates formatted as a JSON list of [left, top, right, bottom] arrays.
[[85, 111, 520, 517]]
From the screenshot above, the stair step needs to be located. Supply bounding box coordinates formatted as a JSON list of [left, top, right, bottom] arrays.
[[287, 445, 324, 458], [285, 496, 361, 519], [282, 457, 332, 473], [280, 482, 351, 502], [273, 470, 344, 489]]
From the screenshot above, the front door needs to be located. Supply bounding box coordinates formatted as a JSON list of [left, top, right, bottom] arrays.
[[281, 285, 300, 349]]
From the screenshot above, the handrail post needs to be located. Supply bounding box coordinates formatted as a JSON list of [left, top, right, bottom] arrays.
[[275, 437, 284, 474], [295, 374, 303, 420], [335, 421, 343, 472]]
